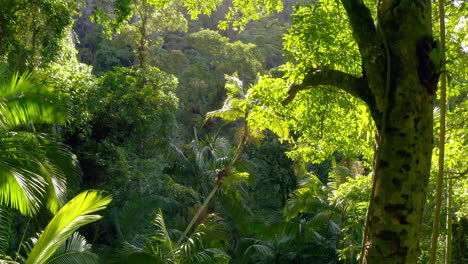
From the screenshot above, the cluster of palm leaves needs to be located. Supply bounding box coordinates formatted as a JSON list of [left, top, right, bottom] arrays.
[[0, 71, 111, 264], [112, 210, 230, 264], [0, 71, 71, 216]]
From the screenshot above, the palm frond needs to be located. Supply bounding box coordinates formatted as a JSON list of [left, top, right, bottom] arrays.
[[191, 249, 214, 263], [191, 214, 227, 248], [45, 232, 98, 264], [205, 75, 248, 124], [221, 170, 249, 187], [224, 75, 246, 98], [25, 191, 112, 264], [0, 132, 76, 216], [305, 210, 335, 231], [175, 214, 229, 263], [0, 71, 74, 216], [0, 72, 67, 130], [203, 248, 230, 261], [240, 238, 274, 261], [0, 205, 13, 255], [0, 160, 45, 216], [152, 210, 175, 258], [205, 107, 245, 122], [284, 192, 326, 221], [217, 188, 254, 234], [110, 242, 161, 264], [39, 138, 77, 214]]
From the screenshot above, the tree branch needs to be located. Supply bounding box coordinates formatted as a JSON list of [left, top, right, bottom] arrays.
[[282, 68, 374, 108], [446, 168, 468, 177], [340, 0, 387, 110]]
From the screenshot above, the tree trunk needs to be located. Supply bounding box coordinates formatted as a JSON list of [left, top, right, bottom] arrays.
[[137, 0, 149, 68], [365, 74, 434, 263], [363, 1, 435, 263]]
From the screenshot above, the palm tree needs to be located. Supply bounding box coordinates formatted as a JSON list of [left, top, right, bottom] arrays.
[[169, 131, 232, 197], [0, 71, 74, 216], [179, 74, 288, 244]]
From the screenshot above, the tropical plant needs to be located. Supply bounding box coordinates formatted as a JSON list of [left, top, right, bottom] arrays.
[[277, 158, 371, 264], [0, 71, 75, 216], [0, 190, 111, 264], [236, 208, 339, 264], [125, 0, 187, 67], [43, 232, 99, 264], [24, 190, 111, 264]]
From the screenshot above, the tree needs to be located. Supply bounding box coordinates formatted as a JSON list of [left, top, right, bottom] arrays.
[[118, 0, 187, 67], [152, 29, 266, 133], [279, 0, 439, 262], [0, 0, 79, 70], [178, 75, 288, 244]]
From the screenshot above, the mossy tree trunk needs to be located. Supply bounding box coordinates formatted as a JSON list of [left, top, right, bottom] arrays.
[[285, 0, 437, 263]]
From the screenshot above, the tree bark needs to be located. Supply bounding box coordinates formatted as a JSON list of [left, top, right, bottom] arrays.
[[354, 1, 435, 263], [137, 0, 149, 68]]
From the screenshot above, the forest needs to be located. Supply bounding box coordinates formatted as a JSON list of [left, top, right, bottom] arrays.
[[0, 0, 466, 263]]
